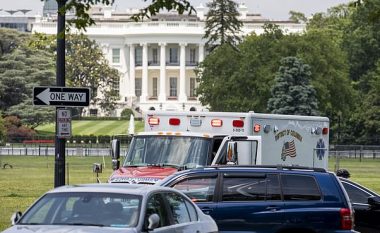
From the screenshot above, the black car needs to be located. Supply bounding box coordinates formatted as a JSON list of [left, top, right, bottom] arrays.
[[339, 177, 380, 233]]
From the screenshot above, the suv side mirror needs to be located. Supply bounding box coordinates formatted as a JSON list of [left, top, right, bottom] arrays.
[[226, 141, 238, 164], [368, 196, 380, 209], [11, 211, 22, 225], [111, 139, 120, 170]]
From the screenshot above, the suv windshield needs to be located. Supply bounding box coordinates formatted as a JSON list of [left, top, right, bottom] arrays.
[[124, 135, 211, 169]]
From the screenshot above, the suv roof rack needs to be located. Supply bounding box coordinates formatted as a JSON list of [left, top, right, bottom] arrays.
[[208, 165, 326, 173]]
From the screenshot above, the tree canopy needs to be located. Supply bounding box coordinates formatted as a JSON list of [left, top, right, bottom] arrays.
[[267, 57, 318, 116], [203, 0, 243, 51]]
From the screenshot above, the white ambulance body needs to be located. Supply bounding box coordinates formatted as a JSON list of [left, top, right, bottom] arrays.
[[143, 111, 330, 169]]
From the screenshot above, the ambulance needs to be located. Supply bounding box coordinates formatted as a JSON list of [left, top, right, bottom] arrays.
[[109, 111, 329, 184]]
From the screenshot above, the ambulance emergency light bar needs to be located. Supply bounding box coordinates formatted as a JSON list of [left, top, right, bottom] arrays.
[[148, 117, 245, 128]]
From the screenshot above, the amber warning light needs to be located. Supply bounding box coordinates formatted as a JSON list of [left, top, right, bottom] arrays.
[[211, 119, 223, 127]]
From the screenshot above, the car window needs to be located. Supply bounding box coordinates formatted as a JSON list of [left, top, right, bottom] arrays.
[[281, 174, 321, 201], [145, 193, 170, 228], [165, 192, 191, 224], [172, 177, 216, 202], [341, 181, 371, 204], [184, 199, 198, 222], [222, 174, 281, 201]]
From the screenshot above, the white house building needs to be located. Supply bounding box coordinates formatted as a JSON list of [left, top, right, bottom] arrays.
[[32, 3, 305, 116]]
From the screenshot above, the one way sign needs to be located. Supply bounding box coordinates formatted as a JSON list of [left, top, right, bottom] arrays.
[[33, 87, 90, 107]]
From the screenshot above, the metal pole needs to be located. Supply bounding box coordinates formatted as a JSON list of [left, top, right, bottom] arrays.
[[54, 0, 67, 188]]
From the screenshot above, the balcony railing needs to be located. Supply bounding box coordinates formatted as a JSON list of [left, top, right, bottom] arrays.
[[166, 61, 180, 66]]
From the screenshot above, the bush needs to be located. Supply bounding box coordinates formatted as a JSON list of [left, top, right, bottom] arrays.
[[120, 108, 134, 120], [0, 115, 6, 145], [4, 116, 36, 143]]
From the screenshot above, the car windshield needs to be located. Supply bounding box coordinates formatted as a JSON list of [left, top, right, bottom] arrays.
[[124, 135, 211, 169], [19, 192, 141, 228]]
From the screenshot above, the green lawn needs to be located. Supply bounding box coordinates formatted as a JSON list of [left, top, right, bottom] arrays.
[[36, 120, 144, 136], [0, 156, 379, 231]]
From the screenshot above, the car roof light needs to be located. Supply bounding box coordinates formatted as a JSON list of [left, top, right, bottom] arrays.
[[232, 120, 244, 128], [148, 117, 159, 125], [169, 118, 180, 126], [211, 119, 223, 127]]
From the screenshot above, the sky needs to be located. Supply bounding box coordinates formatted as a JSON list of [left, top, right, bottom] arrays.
[[0, 0, 352, 20]]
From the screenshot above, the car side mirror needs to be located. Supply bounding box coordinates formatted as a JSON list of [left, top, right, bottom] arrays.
[[368, 196, 380, 209], [11, 211, 22, 225], [147, 213, 160, 230], [111, 139, 120, 170], [226, 141, 238, 164]]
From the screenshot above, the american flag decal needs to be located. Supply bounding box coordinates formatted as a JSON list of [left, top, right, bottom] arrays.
[[281, 140, 297, 161]]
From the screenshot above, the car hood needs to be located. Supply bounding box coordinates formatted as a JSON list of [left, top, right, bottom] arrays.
[[2, 225, 138, 233], [109, 166, 178, 184]]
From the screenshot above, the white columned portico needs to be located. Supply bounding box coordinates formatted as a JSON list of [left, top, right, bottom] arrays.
[[179, 43, 187, 102], [141, 42, 148, 102], [159, 42, 167, 102], [128, 44, 136, 100], [198, 43, 205, 63]]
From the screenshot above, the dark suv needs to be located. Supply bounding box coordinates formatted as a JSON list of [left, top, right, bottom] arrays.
[[158, 165, 358, 233]]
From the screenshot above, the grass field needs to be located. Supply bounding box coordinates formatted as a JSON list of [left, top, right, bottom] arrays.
[[35, 120, 144, 136], [0, 156, 379, 231]]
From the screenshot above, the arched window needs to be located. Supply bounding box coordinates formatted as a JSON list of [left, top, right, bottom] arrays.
[[190, 107, 196, 111]]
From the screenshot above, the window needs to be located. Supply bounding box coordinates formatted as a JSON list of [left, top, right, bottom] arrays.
[[169, 47, 178, 64], [190, 78, 196, 97], [184, 200, 198, 222], [222, 174, 281, 201], [112, 48, 120, 63], [190, 48, 196, 63], [152, 48, 158, 64], [135, 78, 142, 97], [135, 47, 142, 66], [170, 77, 177, 97], [281, 175, 321, 201], [172, 177, 216, 202], [145, 194, 170, 228], [341, 182, 371, 204], [165, 192, 190, 224], [152, 77, 158, 97]]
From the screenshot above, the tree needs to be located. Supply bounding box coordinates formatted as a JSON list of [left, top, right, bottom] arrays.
[[289, 11, 307, 23], [65, 34, 120, 115], [203, 0, 243, 51], [7, 100, 55, 129], [196, 44, 242, 111], [0, 114, 6, 145], [267, 57, 319, 116], [0, 30, 56, 111]]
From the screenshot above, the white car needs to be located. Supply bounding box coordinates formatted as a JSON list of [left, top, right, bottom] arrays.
[[3, 184, 218, 233]]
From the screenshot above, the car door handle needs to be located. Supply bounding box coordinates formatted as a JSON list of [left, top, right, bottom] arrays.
[[200, 207, 213, 215], [266, 206, 280, 211]]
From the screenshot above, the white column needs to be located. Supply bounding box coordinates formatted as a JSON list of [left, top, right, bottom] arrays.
[[141, 43, 148, 102], [129, 44, 136, 99], [198, 43, 205, 63], [179, 43, 187, 102], [159, 42, 167, 102]]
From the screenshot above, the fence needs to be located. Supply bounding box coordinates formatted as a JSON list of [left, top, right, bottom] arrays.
[[0, 144, 128, 157], [329, 145, 380, 160]]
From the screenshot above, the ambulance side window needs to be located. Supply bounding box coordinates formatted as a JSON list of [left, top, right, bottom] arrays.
[[215, 143, 228, 165]]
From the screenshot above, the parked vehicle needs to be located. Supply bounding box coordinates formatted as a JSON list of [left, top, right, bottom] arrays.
[[3, 184, 218, 233], [158, 165, 358, 233], [339, 177, 380, 233], [109, 111, 329, 184]]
